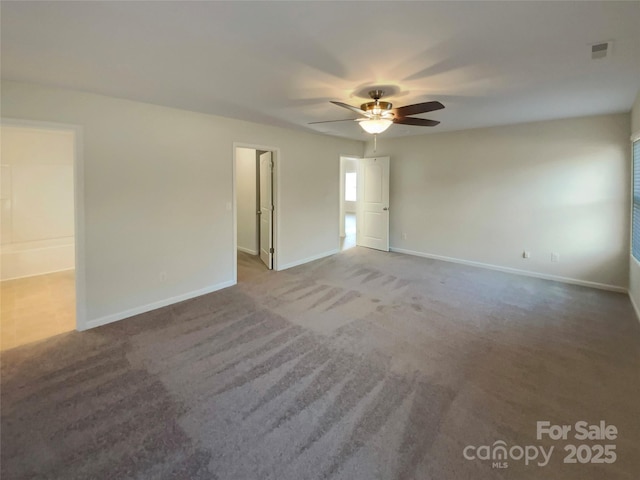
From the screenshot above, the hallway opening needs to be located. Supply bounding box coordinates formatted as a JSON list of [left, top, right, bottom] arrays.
[[1, 123, 78, 349]]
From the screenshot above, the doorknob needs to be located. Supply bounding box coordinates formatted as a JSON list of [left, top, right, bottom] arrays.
[[383, 207, 389, 211], [257, 211, 262, 215]]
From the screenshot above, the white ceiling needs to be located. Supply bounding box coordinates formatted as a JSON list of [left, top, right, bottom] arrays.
[[2, 1, 639, 140]]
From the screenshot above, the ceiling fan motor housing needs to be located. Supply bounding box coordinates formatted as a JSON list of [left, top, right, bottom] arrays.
[[361, 101, 393, 113], [361, 90, 393, 116]]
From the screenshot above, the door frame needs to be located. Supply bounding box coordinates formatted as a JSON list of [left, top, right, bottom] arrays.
[[1, 117, 87, 331], [339, 155, 361, 244], [232, 142, 281, 282]]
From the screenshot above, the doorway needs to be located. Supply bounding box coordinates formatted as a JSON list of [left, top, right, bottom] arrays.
[[0, 121, 83, 349], [340, 156, 358, 251], [234, 145, 278, 282]]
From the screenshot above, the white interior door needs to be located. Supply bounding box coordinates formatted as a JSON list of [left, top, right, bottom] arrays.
[[357, 156, 390, 251], [259, 151, 273, 269]]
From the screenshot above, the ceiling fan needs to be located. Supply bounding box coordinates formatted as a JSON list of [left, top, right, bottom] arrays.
[[310, 89, 444, 134]]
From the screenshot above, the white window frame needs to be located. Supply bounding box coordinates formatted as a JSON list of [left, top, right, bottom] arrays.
[[632, 132, 640, 263]]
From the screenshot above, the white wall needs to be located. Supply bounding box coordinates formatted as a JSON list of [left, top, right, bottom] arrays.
[[366, 113, 631, 289], [1, 125, 75, 280], [236, 147, 257, 254], [1, 81, 363, 328], [628, 90, 640, 314]]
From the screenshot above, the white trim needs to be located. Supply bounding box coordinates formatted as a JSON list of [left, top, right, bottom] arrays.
[[390, 247, 627, 293], [2, 267, 74, 282], [1, 118, 87, 330], [232, 145, 238, 283], [81, 280, 235, 331], [338, 154, 363, 243], [339, 157, 346, 239], [279, 249, 339, 271], [628, 289, 640, 323], [631, 130, 640, 142], [0, 238, 75, 253], [237, 246, 258, 255], [274, 149, 281, 271]]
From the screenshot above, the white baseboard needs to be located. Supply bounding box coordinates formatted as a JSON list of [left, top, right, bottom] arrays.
[[390, 247, 627, 293], [279, 249, 339, 271], [237, 246, 258, 255], [81, 280, 236, 331], [1, 267, 75, 282]]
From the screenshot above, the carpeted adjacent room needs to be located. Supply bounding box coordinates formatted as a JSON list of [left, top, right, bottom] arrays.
[[2, 248, 639, 480]]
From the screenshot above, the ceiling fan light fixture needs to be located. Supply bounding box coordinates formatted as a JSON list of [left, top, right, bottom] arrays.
[[314, 90, 444, 133], [359, 118, 392, 134]]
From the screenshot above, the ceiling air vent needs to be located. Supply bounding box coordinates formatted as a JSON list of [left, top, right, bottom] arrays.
[[591, 41, 612, 60]]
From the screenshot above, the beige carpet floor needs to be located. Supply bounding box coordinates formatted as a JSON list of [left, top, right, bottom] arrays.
[[2, 247, 639, 479]]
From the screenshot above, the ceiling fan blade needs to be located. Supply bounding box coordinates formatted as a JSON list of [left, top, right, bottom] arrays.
[[393, 101, 444, 118], [330, 101, 367, 116], [308, 119, 357, 125], [393, 117, 440, 127]]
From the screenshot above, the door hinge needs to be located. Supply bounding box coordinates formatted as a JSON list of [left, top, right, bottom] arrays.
[[270, 247, 274, 254]]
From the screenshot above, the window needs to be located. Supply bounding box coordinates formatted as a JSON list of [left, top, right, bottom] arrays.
[[633, 139, 640, 261], [345, 172, 357, 202]]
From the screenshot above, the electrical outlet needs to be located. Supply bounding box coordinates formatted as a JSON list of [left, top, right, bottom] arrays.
[[159, 271, 167, 282], [523, 250, 531, 259], [402, 232, 407, 240], [551, 253, 560, 263]]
